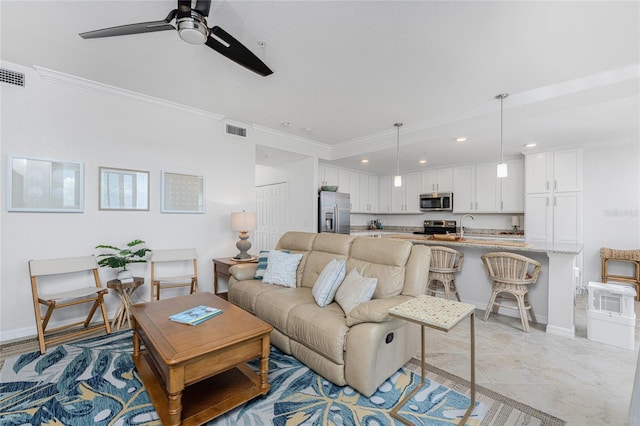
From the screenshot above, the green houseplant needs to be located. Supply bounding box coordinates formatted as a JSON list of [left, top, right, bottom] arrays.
[[95, 239, 151, 281]]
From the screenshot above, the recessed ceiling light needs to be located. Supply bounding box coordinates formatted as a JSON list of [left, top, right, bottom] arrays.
[[455, 137, 467, 142], [524, 143, 537, 148], [303, 127, 313, 132], [419, 160, 427, 164], [361, 159, 369, 163], [280, 122, 292, 127]]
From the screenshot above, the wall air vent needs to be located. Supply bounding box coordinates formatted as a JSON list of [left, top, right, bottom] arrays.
[[226, 123, 248, 138], [0, 68, 25, 87]]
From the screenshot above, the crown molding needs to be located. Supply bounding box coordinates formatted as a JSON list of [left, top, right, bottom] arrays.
[[253, 124, 332, 159], [33, 66, 225, 121]]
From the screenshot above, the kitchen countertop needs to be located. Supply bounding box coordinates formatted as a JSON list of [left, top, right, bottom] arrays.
[[386, 234, 582, 255]]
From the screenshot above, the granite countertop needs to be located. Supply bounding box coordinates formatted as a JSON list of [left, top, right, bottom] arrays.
[[385, 234, 583, 255]]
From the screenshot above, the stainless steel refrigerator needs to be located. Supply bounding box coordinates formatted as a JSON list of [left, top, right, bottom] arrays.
[[318, 191, 350, 234]]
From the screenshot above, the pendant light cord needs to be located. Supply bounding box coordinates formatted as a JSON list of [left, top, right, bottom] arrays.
[[495, 93, 508, 163], [394, 122, 403, 176]]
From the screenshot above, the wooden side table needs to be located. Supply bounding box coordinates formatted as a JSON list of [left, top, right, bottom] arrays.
[[212, 257, 258, 300], [389, 295, 476, 426], [107, 277, 144, 330]]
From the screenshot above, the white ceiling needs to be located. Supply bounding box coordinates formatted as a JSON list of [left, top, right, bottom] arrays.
[[2, 1, 639, 174]]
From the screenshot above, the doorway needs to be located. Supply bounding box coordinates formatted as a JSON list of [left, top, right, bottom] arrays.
[[255, 182, 289, 252]]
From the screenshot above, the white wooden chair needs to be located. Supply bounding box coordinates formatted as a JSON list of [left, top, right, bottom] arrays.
[[150, 248, 198, 300], [28, 255, 111, 354]]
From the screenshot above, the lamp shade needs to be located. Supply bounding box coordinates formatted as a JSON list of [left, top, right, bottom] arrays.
[[231, 211, 257, 232]]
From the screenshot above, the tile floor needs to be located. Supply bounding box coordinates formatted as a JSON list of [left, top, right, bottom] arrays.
[[420, 294, 639, 426]]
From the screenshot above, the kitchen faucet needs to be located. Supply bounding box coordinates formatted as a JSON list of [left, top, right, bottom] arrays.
[[460, 214, 475, 239]]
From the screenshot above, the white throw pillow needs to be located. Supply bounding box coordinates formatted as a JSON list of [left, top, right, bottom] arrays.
[[262, 250, 303, 288], [312, 259, 347, 307], [335, 269, 378, 316]]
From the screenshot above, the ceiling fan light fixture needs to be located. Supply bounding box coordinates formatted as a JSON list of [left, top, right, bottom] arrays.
[[177, 13, 209, 44]]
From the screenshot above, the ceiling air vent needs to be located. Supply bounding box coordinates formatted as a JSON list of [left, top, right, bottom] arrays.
[[0, 68, 25, 87], [226, 123, 248, 138]]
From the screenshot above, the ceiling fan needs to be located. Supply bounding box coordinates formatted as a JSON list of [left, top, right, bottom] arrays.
[[79, 0, 273, 76]]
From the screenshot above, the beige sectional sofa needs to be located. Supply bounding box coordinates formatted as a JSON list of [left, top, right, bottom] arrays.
[[227, 231, 431, 396]]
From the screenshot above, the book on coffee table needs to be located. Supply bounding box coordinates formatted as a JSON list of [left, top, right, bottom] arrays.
[[169, 305, 223, 325]]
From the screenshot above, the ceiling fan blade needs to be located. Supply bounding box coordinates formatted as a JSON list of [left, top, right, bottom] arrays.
[[194, 0, 211, 17], [79, 10, 177, 39], [205, 26, 273, 76]]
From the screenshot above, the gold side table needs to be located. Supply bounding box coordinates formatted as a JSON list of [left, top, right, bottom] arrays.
[[389, 295, 476, 426], [107, 277, 144, 330]]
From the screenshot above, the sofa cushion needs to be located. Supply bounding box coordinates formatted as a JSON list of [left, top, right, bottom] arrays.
[[288, 302, 349, 364], [312, 259, 347, 307], [227, 279, 279, 314], [299, 233, 354, 289], [262, 251, 303, 287], [254, 287, 314, 334], [335, 269, 377, 316], [349, 237, 412, 298]]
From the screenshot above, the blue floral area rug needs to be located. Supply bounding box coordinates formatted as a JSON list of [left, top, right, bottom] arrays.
[[0, 330, 486, 425]]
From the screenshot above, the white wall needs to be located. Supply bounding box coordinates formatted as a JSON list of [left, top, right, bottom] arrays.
[[256, 157, 317, 232], [0, 62, 256, 342], [583, 140, 640, 283]]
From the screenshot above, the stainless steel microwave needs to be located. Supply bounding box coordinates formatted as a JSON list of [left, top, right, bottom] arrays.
[[419, 192, 453, 211]]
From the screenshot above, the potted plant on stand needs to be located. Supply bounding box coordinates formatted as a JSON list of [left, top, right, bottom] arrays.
[[95, 239, 151, 283]]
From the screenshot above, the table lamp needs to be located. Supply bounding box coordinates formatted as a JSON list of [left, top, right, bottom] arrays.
[[231, 211, 257, 260]]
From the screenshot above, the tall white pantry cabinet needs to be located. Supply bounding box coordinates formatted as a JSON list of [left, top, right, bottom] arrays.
[[524, 148, 583, 244]]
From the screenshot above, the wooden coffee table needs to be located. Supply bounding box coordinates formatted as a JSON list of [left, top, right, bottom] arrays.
[[131, 293, 272, 426]]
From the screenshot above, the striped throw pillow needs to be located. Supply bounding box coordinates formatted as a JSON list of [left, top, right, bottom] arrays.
[[312, 259, 347, 307]]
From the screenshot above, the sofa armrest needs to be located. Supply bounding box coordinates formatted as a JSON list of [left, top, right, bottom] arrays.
[[346, 295, 413, 327], [229, 263, 259, 281]]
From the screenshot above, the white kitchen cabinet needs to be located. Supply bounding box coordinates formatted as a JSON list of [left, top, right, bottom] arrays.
[[454, 160, 523, 213], [475, 162, 499, 212], [348, 171, 360, 211], [452, 165, 475, 212], [319, 165, 339, 189], [420, 167, 453, 193], [525, 148, 582, 194], [338, 169, 350, 194], [501, 160, 525, 212], [390, 172, 420, 212], [525, 194, 552, 241], [356, 173, 378, 212], [524, 148, 583, 244], [378, 176, 392, 212]]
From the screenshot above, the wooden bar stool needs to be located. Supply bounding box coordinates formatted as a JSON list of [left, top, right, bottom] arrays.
[[481, 252, 541, 332], [600, 247, 640, 301], [427, 246, 464, 301]]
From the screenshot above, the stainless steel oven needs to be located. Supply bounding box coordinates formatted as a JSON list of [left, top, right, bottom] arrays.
[[419, 192, 453, 212]]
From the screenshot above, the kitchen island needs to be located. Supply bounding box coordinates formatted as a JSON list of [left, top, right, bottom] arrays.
[[387, 234, 583, 337]]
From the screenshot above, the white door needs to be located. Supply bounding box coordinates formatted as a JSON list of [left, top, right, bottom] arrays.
[[255, 182, 289, 253]]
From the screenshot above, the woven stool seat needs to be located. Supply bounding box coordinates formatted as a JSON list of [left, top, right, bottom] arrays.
[[427, 246, 464, 301], [601, 247, 640, 301], [600, 248, 640, 261]]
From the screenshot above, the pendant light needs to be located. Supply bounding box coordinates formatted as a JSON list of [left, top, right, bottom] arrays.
[[394, 122, 403, 187], [495, 93, 508, 178]]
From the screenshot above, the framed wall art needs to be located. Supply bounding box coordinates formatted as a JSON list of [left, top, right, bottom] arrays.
[[8, 155, 84, 213], [99, 167, 150, 211], [161, 171, 205, 213]]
